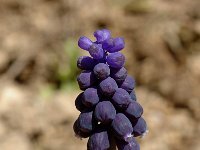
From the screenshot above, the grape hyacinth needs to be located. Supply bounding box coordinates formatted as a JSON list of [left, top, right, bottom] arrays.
[[74, 29, 148, 150]]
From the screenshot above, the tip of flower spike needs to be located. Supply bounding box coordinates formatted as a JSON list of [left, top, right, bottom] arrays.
[[78, 36, 93, 50], [94, 29, 111, 43]]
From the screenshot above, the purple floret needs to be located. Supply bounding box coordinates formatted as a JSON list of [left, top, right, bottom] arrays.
[[132, 117, 147, 137], [87, 128, 111, 150], [78, 111, 95, 133], [125, 101, 143, 120], [77, 71, 96, 90], [111, 113, 133, 142], [103, 37, 125, 53], [93, 63, 110, 80], [88, 43, 104, 59], [107, 52, 125, 69], [116, 136, 140, 150], [73, 119, 91, 138], [94, 101, 116, 124], [112, 88, 132, 110], [77, 56, 97, 70], [94, 29, 111, 44], [78, 36, 93, 50], [120, 75, 135, 93], [110, 67, 127, 84], [82, 87, 100, 107], [130, 90, 137, 101], [75, 92, 88, 112], [102, 38, 114, 50], [99, 77, 118, 97]]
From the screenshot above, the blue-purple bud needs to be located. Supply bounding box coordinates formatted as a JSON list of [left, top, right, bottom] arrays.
[[107, 52, 125, 69], [103, 37, 125, 53], [120, 75, 135, 93], [87, 128, 111, 150], [88, 43, 104, 59], [116, 136, 140, 150], [78, 36, 93, 50], [111, 113, 133, 142]]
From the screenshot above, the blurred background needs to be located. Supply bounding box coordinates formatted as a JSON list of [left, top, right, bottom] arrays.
[[0, 0, 199, 149]]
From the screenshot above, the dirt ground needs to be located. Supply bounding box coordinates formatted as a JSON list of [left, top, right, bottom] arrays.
[[0, 0, 200, 150]]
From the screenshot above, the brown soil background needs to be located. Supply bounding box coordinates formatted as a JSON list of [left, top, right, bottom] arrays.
[[0, 0, 200, 150]]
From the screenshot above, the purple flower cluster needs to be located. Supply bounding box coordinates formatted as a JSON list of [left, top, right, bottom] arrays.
[[74, 29, 147, 150]]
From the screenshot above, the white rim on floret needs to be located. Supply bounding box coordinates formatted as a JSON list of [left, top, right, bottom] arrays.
[[140, 129, 149, 139]]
